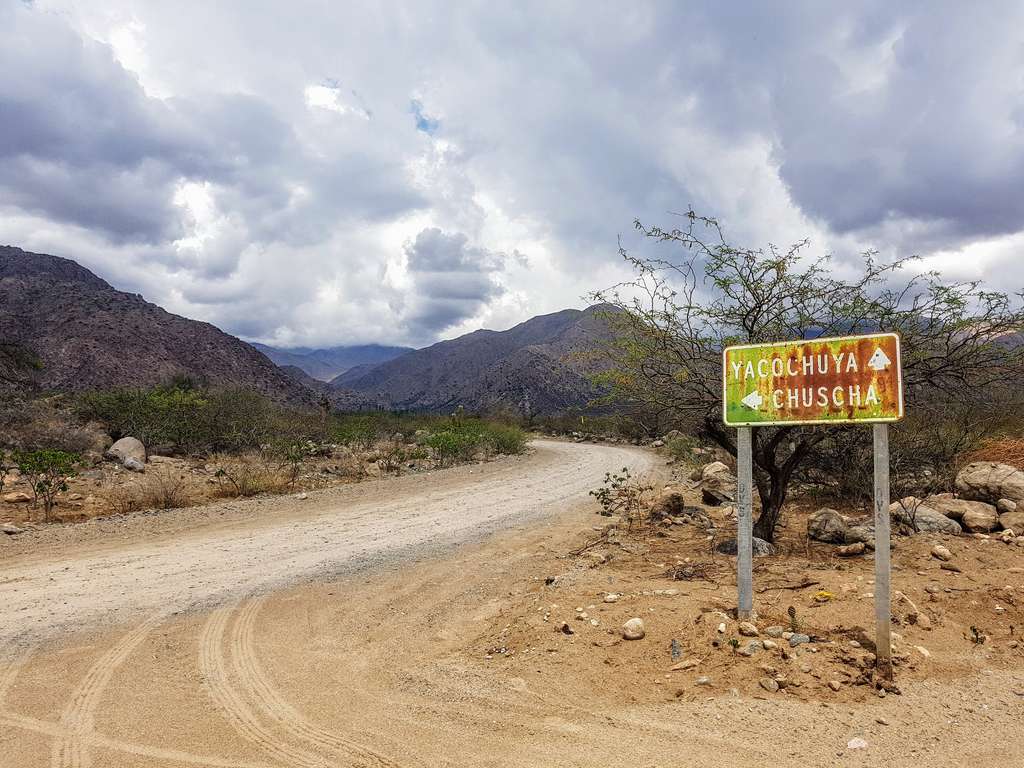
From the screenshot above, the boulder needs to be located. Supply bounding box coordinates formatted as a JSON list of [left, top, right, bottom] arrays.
[[960, 505, 999, 533], [955, 462, 1024, 506], [651, 486, 689, 518], [997, 498, 1017, 514], [999, 510, 1024, 533], [622, 618, 646, 640], [807, 508, 847, 543], [123, 457, 145, 473], [2, 523, 25, 535], [715, 537, 775, 556], [925, 497, 998, 523], [890, 498, 962, 535], [700, 461, 736, 505], [2, 492, 32, 503], [837, 542, 866, 557], [105, 437, 146, 466], [844, 524, 875, 547]]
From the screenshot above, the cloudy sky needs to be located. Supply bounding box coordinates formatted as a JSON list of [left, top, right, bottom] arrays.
[[3, 1, 1023, 348]]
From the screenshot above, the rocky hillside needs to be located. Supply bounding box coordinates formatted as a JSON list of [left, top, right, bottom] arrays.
[[252, 343, 413, 382], [330, 305, 616, 414], [0, 246, 313, 405]]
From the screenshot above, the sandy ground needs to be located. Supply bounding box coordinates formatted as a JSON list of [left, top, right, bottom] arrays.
[[1, 439, 1022, 767]]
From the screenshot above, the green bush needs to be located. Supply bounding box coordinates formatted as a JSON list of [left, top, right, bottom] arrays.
[[77, 384, 280, 454], [486, 424, 528, 455], [424, 430, 476, 465], [11, 448, 79, 521], [665, 434, 698, 462], [77, 384, 527, 469]]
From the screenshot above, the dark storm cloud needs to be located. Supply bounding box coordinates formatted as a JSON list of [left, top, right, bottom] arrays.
[[4, 0, 1023, 348], [403, 228, 504, 336]]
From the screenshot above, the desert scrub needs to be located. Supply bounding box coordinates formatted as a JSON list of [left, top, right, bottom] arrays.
[[589, 467, 653, 527], [424, 430, 480, 465], [106, 467, 196, 514], [11, 448, 80, 521], [665, 433, 699, 462], [212, 453, 289, 498], [486, 424, 528, 455]]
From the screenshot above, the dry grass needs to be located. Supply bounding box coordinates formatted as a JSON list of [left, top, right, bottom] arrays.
[[961, 437, 1024, 468], [210, 452, 290, 498], [105, 466, 197, 514], [106, 466, 197, 514]]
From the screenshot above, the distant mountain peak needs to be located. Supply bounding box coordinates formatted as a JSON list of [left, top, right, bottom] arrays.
[[252, 342, 414, 382], [329, 304, 614, 415]]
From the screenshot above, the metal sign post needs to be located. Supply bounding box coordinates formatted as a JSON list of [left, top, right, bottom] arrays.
[[722, 333, 903, 676], [736, 426, 753, 620], [873, 423, 892, 678]]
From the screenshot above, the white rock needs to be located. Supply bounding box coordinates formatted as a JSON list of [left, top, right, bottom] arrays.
[[930, 544, 952, 562], [603, 593, 620, 603], [105, 436, 146, 466], [622, 617, 645, 640], [738, 621, 759, 637]]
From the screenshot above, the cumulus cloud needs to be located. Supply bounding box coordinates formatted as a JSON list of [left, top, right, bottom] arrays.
[[400, 227, 505, 339], [2, 0, 1022, 348]]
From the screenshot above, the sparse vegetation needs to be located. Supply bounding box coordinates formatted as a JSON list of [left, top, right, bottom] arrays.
[[0, 449, 11, 496], [213, 452, 290, 498], [589, 467, 653, 527], [107, 466, 195, 514], [592, 209, 1024, 541], [11, 448, 79, 521]]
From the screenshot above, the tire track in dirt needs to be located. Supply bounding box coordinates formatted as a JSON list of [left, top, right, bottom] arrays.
[[0, 642, 33, 707], [1, 441, 657, 648], [199, 603, 344, 768], [230, 595, 406, 768], [51, 613, 165, 768], [1, 710, 283, 768]]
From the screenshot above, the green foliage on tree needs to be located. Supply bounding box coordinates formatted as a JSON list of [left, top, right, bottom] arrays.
[[592, 210, 1024, 541], [11, 448, 79, 521]]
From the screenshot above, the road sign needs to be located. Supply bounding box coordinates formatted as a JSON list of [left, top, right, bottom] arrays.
[[722, 333, 903, 427], [722, 331, 902, 678]]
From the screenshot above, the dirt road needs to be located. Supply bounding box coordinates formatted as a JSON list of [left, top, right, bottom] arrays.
[[2, 439, 1021, 767], [0, 440, 656, 646]]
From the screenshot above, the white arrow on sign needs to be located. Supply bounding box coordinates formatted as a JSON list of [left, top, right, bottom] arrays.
[[867, 347, 891, 371], [740, 390, 764, 410]]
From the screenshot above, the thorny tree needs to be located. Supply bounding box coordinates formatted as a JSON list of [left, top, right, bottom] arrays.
[[592, 210, 1024, 542]]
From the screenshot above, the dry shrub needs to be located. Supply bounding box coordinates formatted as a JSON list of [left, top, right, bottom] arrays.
[[0, 399, 102, 454], [329, 449, 368, 480], [105, 466, 196, 514], [211, 452, 288, 498], [961, 437, 1024, 469]]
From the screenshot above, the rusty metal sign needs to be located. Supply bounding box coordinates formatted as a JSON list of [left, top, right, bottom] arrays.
[[722, 333, 903, 427]]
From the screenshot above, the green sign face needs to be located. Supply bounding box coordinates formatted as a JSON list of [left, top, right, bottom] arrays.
[[722, 333, 903, 427]]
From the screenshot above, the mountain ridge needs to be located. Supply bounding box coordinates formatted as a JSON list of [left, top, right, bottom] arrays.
[[252, 342, 413, 382], [329, 305, 616, 414], [0, 246, 315, 405]]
